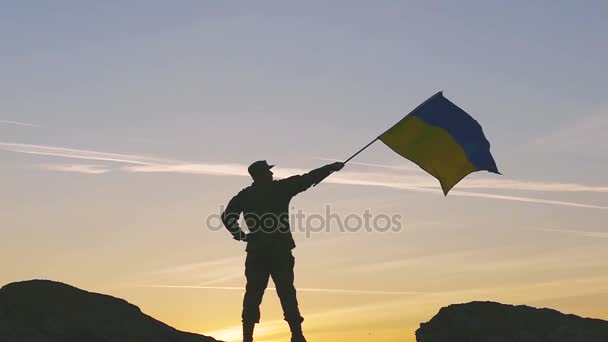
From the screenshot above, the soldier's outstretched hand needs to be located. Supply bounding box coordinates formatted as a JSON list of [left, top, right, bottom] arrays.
[[329, 162, 345, 172]]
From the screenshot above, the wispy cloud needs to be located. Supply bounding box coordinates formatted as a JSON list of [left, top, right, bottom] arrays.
[[130, 257, 244, 286], [38, 163, 111, 174], [315, 157, 421, 171], [131, 260, 421, 295], [533, 227, 608, 238], [155, 275, 608, 341], [457, 179, 608, 193], [354, 241, 608, 279], [318, 159, 608, 193], [447, 190, 608, 209], [0, 142, 170, 165], [124, 163, 248, 176], [128, 164, 608, 209], [1, 142, 607, 209], [0, 120, 38, 127], [144, 257, 242, 275], [136, 284, 422, 296], [319, 172, 608, 209]]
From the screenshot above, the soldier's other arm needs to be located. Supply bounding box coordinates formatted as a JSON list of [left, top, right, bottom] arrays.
[[220, 193, 248, 241], [280, 162, 344, 196]]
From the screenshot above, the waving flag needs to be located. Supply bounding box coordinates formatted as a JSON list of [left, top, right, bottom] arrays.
[[378, 91, 500, 194]]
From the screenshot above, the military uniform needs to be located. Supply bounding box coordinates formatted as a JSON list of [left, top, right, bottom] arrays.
[[221, 164, 335, 327]]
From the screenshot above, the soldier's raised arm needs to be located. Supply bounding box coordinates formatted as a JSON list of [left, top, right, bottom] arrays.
[[279, 162, 344, 197]]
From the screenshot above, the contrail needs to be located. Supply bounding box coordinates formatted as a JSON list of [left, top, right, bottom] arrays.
[[448, 190, 608, 210], [0, 142, 169, 165], [0, 120, 38, 127], [38, 163, 111, 174], [136, 284, 422, 295], [323, 174, 608, 210], [533, 227, 608, 238], [2, 142, 607, 209], [318, 158, 608, 193], [315, 157, 419, 171]]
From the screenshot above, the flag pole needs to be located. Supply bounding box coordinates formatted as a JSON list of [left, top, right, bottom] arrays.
[[343, 137, 380, 164], [312, 136, 380, 186]]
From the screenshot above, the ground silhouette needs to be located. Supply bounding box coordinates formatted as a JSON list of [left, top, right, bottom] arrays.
[[3, 280, 607, 342], [0, 280, 219, 342], [416, 301, 608, 342]]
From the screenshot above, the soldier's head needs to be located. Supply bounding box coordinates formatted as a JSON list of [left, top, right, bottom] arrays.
[[248, 160, 274, 183]]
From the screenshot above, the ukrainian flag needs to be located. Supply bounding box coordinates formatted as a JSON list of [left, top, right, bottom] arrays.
[[380, 91, 500, 195]]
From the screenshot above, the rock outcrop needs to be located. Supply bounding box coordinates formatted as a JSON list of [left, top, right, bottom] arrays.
[[416, 301, 608, 342], [0, 279, 219, 342]]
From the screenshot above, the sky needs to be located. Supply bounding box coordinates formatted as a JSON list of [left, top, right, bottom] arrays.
[[1, 1, 607, 341]]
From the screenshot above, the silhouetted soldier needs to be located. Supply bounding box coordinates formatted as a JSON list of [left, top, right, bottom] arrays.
[[221, 160, 344, 342]]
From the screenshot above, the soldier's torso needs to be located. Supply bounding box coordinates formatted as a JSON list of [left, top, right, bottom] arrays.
[[239, 181, 296, 251]]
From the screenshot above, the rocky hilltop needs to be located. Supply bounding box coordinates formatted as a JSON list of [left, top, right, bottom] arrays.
[[416, 301, 608, 342], [0, 280, 219, 342]]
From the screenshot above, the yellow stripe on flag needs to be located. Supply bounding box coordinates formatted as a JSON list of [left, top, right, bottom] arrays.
[[379, 115, 477, 195]]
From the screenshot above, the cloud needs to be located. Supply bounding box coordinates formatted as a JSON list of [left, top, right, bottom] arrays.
[[352, 248, 490, 273], [0, 120, 38, 127], [124, 163, 248, 176], [0, 142, 169, 165], [135, 284, 422, 296], [143, 257, 242, 275], [315, 157, 421, 171], [316, 172, 608, 209], [447, 190, 608, 210], [318, 158, 608, 193], [533, 227, 608, 238], [139, 275, 608, 341], [39, 164, 111, 174], [1, 142, 607, 209], [456, 179, 608, 193], [131, 257, 245, 286], [131, 256, 421, 295], [126, 163, 608, 209]]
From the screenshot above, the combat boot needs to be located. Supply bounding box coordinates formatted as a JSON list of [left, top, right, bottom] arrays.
[[288, 321, 307, 342]]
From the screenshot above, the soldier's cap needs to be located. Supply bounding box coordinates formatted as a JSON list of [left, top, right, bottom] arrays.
[[248, 160, 274, 178]]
